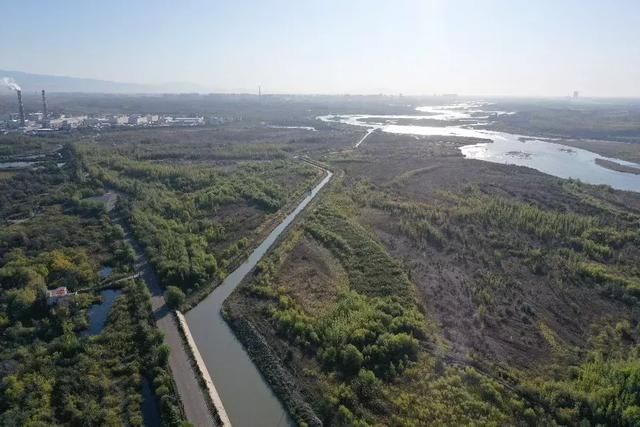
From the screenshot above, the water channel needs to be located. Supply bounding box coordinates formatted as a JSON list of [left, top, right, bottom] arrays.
[[186, 170, 332, 427]]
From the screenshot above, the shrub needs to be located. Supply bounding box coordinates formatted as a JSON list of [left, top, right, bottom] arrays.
[[165, 286, 185, 309], [340, 344, 364, 377]]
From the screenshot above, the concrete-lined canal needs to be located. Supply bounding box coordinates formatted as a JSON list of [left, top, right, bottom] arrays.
[[185, 169, 332, 427]]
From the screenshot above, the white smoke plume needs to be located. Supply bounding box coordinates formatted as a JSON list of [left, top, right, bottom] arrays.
[[3, 77, 21, 91]]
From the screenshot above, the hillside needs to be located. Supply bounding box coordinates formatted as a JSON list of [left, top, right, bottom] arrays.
[[0, 69, 205, 94]]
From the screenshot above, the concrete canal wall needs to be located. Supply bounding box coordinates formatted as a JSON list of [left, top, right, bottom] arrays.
[[175, 311, 232, 427]]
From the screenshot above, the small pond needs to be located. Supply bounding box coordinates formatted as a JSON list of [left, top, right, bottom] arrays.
[[83, 289, 122, 336]]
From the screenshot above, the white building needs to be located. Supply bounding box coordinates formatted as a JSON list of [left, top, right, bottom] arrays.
[[47, 286, 77, 306], [109, 115, 129, 125], [49, 116, 87, 129], [128, 115, 149, 125], [171, 117, 205, 126]]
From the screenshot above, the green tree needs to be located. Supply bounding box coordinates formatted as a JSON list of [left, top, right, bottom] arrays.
[[340, 344, 364, 377], [165, 286, 185, 309], [157, 344, 171, 367], [9, 287, 38, 321]]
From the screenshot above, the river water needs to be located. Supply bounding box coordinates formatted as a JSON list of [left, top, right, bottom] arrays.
[[319, 102, 640, 193], [186, 170, 332, 427], [182, 102, 639, 427]]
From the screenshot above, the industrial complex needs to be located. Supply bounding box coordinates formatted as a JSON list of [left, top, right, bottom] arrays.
[[1, 79, 206, 134]]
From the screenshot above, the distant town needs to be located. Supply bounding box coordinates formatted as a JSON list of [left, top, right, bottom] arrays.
[[1, 86, 208, 134]]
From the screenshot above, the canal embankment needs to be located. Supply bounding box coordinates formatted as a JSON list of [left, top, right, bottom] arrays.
[[185, 169, 332, 426], [222, 307, 322, 427], [175, 311, 232, 427]]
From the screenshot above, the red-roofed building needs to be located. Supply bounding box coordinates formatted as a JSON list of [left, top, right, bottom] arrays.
[[48, 287, 68, 298], [47, 286, 76, 305]]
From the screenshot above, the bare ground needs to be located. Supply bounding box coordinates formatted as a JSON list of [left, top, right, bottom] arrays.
[[329, 131, 640, 372]]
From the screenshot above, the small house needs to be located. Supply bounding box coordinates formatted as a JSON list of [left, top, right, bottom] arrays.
[[47, 286, 77, 306]]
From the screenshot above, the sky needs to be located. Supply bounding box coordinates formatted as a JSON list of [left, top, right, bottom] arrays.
[[1, 0, 640, 96]]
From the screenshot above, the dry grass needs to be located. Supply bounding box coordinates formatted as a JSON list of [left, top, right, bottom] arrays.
[[277, 235, 348, 316]]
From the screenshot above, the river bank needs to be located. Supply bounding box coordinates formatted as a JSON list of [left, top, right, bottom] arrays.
[[595, 158, 640, 175], [222, 307, 321, 426], [320, 103, 640, 193]]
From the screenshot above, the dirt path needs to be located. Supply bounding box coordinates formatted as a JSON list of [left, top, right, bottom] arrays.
[[110, 203, 216, 427], [354, 128, 376, 148]]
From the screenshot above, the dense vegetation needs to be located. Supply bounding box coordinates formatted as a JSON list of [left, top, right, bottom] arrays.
[[0, 135, 61, 158], [229, 127, 640, 426], [3, 97, 640, 426], [361, 181, 640, 424], [1, 280, 185, 426], [368, 183, 640, 309], [229, 185, 548, 425], [0, 129, 324, 425], [0, 141, 187, 426], [77, 140, 321, 300]]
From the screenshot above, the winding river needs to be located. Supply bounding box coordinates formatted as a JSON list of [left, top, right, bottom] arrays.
[[185, 170, 332, 427], [319, 102, 640, 193]]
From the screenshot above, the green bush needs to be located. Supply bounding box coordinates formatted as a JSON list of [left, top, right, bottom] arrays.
[[340, 344, 364, 377], [165, 286, 185, 309]]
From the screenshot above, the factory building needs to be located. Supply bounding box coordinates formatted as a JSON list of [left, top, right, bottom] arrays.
[[109, 115, 130, 125], [0, 81, 206, 133], [128, 115, 149, 125], [170, 116, 205, 126], [48, 116, 87, 130]]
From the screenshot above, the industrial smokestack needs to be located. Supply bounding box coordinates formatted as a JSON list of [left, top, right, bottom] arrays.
[[2, 77, 25, 127], [41, 90, 48, 127], [17, 90, 25, 127]]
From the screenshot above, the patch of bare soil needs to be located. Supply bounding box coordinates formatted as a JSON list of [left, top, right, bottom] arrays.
[[276, 235, 347, 315], [334, 132, 640, 372], [362, 206, 633, 372]]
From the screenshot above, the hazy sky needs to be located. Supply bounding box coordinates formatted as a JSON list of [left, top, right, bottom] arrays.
[[2, 0, 639, 96]]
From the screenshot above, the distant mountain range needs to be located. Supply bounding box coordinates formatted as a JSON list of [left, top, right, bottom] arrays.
[[0, 69, 208, 94]]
